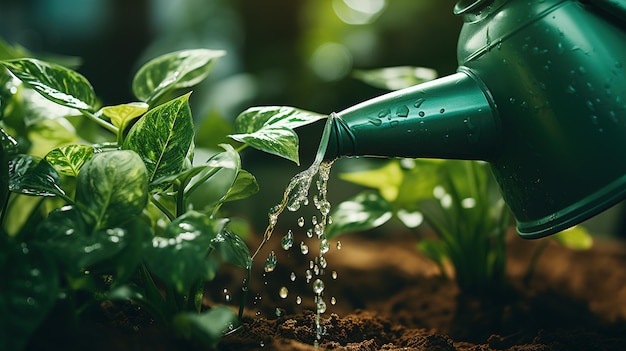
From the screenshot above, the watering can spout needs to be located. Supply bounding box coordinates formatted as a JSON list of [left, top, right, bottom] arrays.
[[324, 70, 500, 162], [324, 0, 626, 239]]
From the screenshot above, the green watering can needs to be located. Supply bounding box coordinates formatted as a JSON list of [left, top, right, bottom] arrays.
[[324, 0, 626, 239]]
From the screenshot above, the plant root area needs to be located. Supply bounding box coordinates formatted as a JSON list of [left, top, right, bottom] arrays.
[[29, 231, 626, 351]]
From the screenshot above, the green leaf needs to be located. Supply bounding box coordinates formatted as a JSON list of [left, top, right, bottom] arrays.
[[184, 144, 240, 211], [326, 190, 393, 239], [173, 306, 237, 348], [123, 93, 194, 192], [229, 106, 325, 165], [0, 242, 59, 351], [27, 118, 79, 158], [223, 169, 259, 202], [8, 154, 64, 197], [100, 102, 149, 131], [75, 150, 149, 230], [45, 144, 94, 177], [132, 49, 225, 105], [37, 206, 149, 279], [339, 160, 404, 202], [353, 66, 438, 91], [211, 229, 251, 269], [0, 58, 97, 111], [417, 239, 449, 266], [146, 212, 228, 294], [552, 225, 594, 250]]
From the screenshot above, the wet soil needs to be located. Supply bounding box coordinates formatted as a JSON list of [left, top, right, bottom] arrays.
[[27, 230, 626, 351], [216, 230, 626, 350]]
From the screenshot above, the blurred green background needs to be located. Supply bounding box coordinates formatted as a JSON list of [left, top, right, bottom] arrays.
[[1, 0, 622, 236]]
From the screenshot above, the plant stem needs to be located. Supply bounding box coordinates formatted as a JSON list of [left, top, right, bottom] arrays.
[[151, 195, 176, 221], [80, 109, 119, 135]]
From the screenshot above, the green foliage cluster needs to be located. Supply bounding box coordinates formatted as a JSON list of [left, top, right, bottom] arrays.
[[0, 40, 324, 350]]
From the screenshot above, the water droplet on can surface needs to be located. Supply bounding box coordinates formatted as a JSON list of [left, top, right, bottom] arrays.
[[313, 279, 325, 294]]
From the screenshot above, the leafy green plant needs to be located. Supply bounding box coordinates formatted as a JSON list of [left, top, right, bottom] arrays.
[[326, 67, 593, 297], [0, 39, 324, 350]]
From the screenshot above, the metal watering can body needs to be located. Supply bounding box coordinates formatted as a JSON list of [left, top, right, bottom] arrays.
[[326, 0, 626, 238]]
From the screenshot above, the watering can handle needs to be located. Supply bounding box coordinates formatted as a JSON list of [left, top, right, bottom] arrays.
[[581, 0, 626, 23]]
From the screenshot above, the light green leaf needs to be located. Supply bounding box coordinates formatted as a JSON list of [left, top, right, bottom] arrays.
[[8, 154, 64, 197], [233, 106, 326, 133], [339, 160, 404, 202], [552, 225, 594, 250], [229, 106, 326, 165], [326, 190, 393, 239], [132, 49, 225, 105], [45, 144, 94, 177], [100, 102, 149, 130], [173, 306, 237, 348], [230, 126, 300, 165], [146, 212, 227, 294], [123, 93, 194, 192], [353, 66, 438, 91], [0, 58, 97, 111], [75, 150, 149, 230]]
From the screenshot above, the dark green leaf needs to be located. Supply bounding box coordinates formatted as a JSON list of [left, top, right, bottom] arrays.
[[75, 150, 149, 230], [229, 106, 325, 165], [37, 206, 149, 279], [123, 93, 194, 192], [173, 306, 236, 348], [326, 190, 393, 239], [145, 212, 228, 294], [0, 58, 97, 111], [211, 229, 251, 269], [0, 242, 59, 351], [132, 49, 225, 104], [45, 144, 94, 177], [8, 154, 64, 197]]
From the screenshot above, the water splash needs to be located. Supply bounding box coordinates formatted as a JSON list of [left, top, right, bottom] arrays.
[[245, 113, 338, 346]]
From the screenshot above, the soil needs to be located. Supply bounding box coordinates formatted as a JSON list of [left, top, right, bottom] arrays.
[[26, 229, 626, 351]]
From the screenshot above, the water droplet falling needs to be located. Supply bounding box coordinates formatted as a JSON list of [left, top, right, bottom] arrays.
[[296, 296, 302, 304], [281, 230, 294, 250], [300, 242, 309, 254], [319, 239, 330, 254], [297, 217, 305, 227], [279, 286, 288, 299], [313, 279, 325, 294], [336, 241, 342, 250], [264, 251, 277, 272], [290, 272, 297, 281]]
